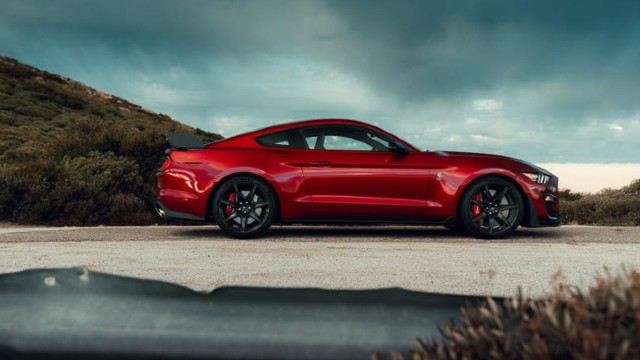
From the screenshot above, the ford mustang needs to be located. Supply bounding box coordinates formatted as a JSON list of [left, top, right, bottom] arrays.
[[154, 119, 559, 239]]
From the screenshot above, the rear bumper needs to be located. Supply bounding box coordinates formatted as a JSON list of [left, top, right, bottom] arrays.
[[155, 166, 212, 221], [154, 200, 205, 221]]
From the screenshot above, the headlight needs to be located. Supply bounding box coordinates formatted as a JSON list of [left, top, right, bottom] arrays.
[[523, 172, 550, 185]]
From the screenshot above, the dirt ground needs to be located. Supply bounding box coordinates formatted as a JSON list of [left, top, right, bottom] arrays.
[[1, 225, 638, 297]]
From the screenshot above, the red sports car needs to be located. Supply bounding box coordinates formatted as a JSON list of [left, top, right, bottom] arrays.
[[154, 119, 559, 239]]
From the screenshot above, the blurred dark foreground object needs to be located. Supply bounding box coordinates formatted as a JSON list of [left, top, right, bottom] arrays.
[[0, 268, 489, 360]]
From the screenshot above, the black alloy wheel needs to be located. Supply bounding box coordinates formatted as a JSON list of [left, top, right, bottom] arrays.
[[212, 176, 277, 239], [459, 177, 523, 239]]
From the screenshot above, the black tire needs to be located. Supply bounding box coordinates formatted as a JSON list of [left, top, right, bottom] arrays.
[[212, 176, 277, 239], [458, 177, 523, 239]]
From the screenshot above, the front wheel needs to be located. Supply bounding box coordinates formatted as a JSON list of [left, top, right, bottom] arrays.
[[458, 177, 523, 239], [212, 176, 277, 239]]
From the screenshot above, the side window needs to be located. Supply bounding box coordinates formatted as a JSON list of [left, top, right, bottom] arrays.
[[301, 125, 393, 151], [304, 135, 321, 149], [255, 130, 305, 148], [324, 135, 373, 150]]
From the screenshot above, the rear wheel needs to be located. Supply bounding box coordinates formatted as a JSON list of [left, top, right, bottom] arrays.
[[212, 176, 277, 239], [459, 177, 523, 239]]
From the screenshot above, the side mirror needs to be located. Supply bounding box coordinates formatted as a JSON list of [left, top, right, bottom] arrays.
[[388, 142, 409, 154]]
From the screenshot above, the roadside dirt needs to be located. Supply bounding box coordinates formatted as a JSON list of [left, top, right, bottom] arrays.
[[0, 225, 638, 297]]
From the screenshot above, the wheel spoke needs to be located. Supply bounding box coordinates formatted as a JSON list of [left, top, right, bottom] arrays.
[[488, 219, 494, 234], [254, 202, 269, 208], [493, 187, 508, 202], [224, 212, 238, 223], [472, 213, 486, 222], [500, 205, 518, 211], [249, 212, 263, 224], [248, 184, 257, 201], [220, 199, 235, 207], [483, 185, 492, 201], [495, 214, 509, 226], [233, 183, 242, 200], [470, 199, 484, 208], [240, 216, 247, 232]]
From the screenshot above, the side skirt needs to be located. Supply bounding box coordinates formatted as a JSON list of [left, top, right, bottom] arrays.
[[280, 216, 457, 227]]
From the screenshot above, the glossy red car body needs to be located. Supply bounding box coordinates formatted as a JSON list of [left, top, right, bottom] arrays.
[[155, 119, 559, 238]]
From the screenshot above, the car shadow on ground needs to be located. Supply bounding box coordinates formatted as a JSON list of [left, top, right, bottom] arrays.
[[174, 225, 564, 243]]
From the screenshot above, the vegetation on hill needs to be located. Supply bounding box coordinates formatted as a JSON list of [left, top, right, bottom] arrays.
[[0, 56, 221, 225], [559, 179, 640, 226]]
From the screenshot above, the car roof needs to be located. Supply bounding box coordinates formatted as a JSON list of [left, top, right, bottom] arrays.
[[244, 118, 371, 135], [205, 118, 406, 149]]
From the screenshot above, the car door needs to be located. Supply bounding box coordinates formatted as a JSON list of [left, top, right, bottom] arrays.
[[298, 125, 429, 219]]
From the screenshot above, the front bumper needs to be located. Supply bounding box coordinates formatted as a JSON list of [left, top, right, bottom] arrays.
[[521, 175, 561, 227], [524, 197, 561, 227]]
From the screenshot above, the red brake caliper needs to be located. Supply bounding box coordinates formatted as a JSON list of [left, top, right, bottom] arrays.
[[225, 192, 236, 217], [472, 193, 482, 221]]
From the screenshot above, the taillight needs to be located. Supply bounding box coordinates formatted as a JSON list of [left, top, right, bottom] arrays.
[[160, 157, 172, 171]]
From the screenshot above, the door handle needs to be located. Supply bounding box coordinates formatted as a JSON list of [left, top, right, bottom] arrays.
[[304, 160, 332, 167]]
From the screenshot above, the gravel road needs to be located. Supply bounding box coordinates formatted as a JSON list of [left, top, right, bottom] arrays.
[[1, 225, 638, 297]]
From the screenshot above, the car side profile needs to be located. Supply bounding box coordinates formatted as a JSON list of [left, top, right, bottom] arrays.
[[154, 119, 560, 239]]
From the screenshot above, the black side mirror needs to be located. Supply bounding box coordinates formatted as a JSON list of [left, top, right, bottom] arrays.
[[388, 142, 409, 154]]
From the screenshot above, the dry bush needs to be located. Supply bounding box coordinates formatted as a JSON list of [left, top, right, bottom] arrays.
[[560, 180, 640, 226], [376, 269, 640, 359], [0, 119, 218, 225], [0, 152, 149, 225]]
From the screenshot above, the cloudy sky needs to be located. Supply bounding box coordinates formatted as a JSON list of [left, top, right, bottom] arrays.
[[1, 0, 639, 170]]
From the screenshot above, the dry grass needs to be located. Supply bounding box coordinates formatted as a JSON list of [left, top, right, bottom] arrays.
[[559, 180, 640, 226], [376, 268, 640, 359]]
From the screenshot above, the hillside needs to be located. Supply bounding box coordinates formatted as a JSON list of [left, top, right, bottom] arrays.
[[0, 56, 222, 225]]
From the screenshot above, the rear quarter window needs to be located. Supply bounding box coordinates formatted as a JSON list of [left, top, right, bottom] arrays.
[[255, 129, 306, 149]]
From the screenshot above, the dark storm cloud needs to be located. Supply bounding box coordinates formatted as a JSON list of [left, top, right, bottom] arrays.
[[325, 1, 640, 109], [3, 0, 638, 100], [0, 0, 639, 162]]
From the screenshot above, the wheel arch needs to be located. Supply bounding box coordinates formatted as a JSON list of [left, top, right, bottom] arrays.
[[205, 172, 282, 222]]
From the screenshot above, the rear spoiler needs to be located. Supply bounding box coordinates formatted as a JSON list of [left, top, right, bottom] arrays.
[[165, 133, 204, 150]]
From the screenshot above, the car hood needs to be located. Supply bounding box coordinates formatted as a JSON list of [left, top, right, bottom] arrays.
[[430, 150, 553, 175]]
